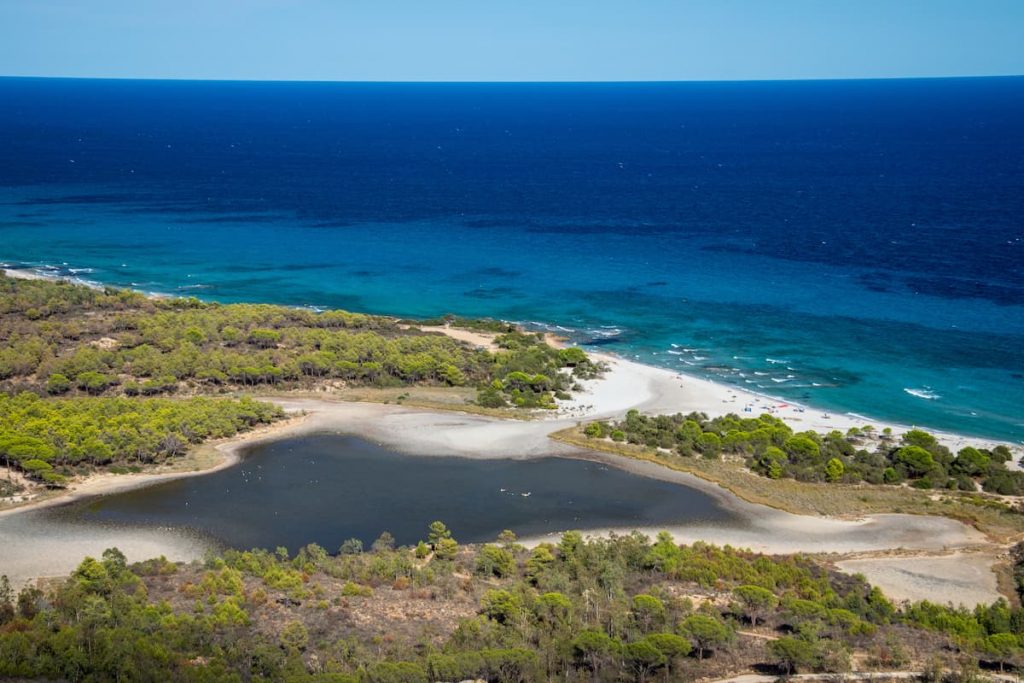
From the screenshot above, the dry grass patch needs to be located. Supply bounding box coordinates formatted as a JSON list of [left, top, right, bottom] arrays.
[[254, 386, 536, 420]]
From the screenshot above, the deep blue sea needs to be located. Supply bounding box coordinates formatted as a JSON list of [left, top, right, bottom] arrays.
[[1, 77, 1022, 441]]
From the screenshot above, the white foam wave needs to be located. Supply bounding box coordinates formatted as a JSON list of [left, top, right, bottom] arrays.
[[904, 387, 941, 400]]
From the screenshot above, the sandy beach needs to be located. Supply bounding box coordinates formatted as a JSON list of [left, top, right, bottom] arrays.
[[562, 351, 1021, 458], [3, 267, 50, 281]]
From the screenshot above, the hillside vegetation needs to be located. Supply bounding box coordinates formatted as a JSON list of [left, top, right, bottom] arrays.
[[0, 392, 284, 487], [2, 530, 1023, 682], [584, 410, 1023, 495], [0, 274, 601, 410]]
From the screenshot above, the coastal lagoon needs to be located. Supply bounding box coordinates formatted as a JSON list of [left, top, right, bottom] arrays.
[[33, 434, 741, 552]]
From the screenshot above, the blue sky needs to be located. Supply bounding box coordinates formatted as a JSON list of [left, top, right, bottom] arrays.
[[0, 0, 1021, 81]]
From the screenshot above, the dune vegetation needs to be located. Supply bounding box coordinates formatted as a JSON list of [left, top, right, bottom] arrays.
[[583, 410, 1024, 495], [0, 274, 601, 410], [2, 529, 1023, 682]]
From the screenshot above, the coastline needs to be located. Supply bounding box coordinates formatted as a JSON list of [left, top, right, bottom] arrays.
[[5, 263, 1021, 451], [4, 264, 1020, 453], [567, 351, 1021, 459], [1, 266, 1020, 604]]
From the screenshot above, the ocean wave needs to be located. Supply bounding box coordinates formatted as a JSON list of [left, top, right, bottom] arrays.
[[765, 358, 788, 365], [704, 365, 736, 373], [904, 387, 941, 400], [519, 321, 575, 335], [3, 262, 106, 290]]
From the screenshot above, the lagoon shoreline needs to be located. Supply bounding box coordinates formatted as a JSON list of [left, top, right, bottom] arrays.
[[0, 265, 1020, 604], [0, 371, 1011, 605]]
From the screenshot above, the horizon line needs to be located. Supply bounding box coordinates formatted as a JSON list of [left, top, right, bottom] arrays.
[[1, 73, 1022, 85]]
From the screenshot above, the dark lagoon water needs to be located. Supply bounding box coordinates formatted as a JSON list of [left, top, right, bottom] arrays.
[[2, 77, 1022, 439], [42, 434, 739, 552]]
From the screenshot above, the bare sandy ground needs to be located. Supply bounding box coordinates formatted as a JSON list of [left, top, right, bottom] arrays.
[[0, 416, 310, 520], [836, 552, 1003, 607], [0, 513, 210, 590], [415, 325, 501, 351], [3, 267, 54, 282]]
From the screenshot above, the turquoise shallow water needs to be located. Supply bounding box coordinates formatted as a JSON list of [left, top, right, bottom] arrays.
[[1, 78, 1022, 441]]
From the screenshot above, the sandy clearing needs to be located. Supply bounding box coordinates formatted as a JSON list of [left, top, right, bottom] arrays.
[[0, 513, 211, 590], [3, 267, 51, 281], [835, 552, 1003, 607], [414, 325, 501, 351]]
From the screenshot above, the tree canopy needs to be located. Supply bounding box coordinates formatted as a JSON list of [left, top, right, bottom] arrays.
[[2, 530, 1021, 681], [0, 273, 601, 410]]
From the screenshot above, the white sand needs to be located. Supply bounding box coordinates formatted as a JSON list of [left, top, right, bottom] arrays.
[[415, 325, 501, 351], [0, 514, 210, 590], [3, 267, 50, 281], [560, 352, 1021, 458], [0, 397, 1001, 597]]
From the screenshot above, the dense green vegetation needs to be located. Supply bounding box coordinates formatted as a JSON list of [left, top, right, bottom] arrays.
[[584, 410, 1024, 495], [2, 530, 1022, 681], [0, 274, 600, 409], [0, 393, 283, 486], [475, 332, 601, 409]]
